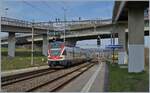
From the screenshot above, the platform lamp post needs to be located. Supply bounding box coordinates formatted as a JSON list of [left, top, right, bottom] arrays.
[[31, 20, 34, 66]]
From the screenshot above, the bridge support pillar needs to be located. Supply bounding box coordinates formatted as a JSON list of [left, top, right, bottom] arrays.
[[118, 27, 127, 64], [8, 32, 15, 57], [128, 6, 144, 72], [42, 34, 48, 56]]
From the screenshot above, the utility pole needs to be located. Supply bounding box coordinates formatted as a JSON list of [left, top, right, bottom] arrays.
[[31, 20, 34, 66], [62, 7, 67, 44], [48, 21, 51, 39]]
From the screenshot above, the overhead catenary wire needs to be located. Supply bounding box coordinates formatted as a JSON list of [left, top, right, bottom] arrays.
[[41, 1, 62, 18], [22, 0, 52, 18], [58, 1, 75, 21]]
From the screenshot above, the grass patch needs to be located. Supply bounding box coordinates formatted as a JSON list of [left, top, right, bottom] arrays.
[[1, 56, 47, 71], [1, 48, 47, 71], [107, 61, 149, 92]]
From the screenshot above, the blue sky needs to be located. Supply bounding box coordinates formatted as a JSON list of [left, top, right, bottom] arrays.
[[1, 0, 114, 21], [0, 0, 114, 45], [1, 0, 114, 38]]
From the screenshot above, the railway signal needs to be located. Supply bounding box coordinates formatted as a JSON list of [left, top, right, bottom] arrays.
[[97, 35, 101, 46]]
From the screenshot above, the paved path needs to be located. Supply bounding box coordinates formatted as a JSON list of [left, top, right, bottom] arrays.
[[58, 62, 108, 92]]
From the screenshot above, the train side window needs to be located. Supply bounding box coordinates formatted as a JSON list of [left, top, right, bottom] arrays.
[[62, 50, 67, 55]]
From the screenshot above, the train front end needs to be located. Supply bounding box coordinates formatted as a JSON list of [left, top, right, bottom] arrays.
[[47, 41, 65, 67]]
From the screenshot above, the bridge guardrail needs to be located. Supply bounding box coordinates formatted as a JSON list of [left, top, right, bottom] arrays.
[[1, 17, 112, 30], [1, 17, 32, 27], [1, 17, 148, 30]]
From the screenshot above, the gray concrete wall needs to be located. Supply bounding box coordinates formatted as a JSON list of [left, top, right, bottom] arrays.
[[128, 6, 144, 72]]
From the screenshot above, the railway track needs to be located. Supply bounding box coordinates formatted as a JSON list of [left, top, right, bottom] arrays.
[[2, 62, 95, 92], [28, 63, 94, 92], [1, 68, 57, 86]]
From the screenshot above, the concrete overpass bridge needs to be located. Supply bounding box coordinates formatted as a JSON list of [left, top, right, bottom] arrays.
[[1, 17, 114, 57], [1, 17, 112, 33], [2, 24, 149, 45], [1, 14, 149, 58]]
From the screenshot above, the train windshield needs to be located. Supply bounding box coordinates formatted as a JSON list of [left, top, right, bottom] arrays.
[[50, 50, 61, 56], [50, 42, 63, 49]]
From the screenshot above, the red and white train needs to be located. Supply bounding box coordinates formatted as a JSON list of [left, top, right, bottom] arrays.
[[47, 40, 91, 68]]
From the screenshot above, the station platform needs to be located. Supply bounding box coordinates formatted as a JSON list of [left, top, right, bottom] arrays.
[[58, 62, 108, 92], [1, 65, 49, 77]]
